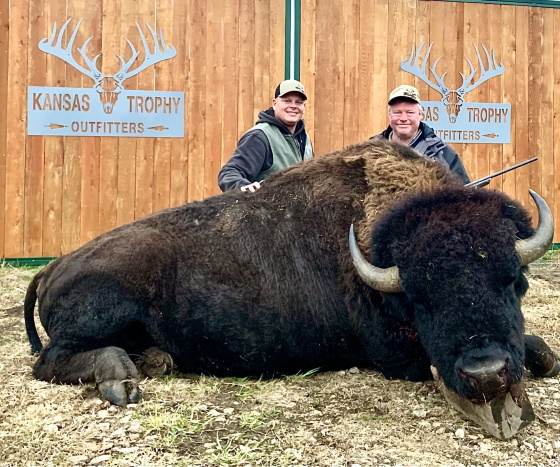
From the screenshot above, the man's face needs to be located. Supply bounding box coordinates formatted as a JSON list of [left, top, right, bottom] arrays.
[[273, 92, 306, 131], [388, 100, 423, 140]]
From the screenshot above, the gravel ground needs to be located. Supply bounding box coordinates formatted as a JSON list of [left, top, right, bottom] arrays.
[[0, 260, 558, 466]]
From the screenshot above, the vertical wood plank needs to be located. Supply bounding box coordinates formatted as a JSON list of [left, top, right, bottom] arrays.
[[79, 0, 103, 243], [426, 1, 444, 103], [41, 1, 67, 256], [501, 5, 517, 197], [253, 0, 271, 114], [540, 7, 554, 220], [372, 0, 388, 136], [343, 0, 360, 147], [299, 0, 316, 144], [4, 0, 29, 256], [475, 0, 490, 185], [413, 0, 431, 102], [527, 6, 544, 203], [310, 0, 331, 155], [60, 4, 85, 254], [169, 0, 189, 206], [460, 3, 479, 182], [98, 0, 121, 234], [132, 0, 156, 219], [237, 0, 256, 140], [116, 2, 139, 225], [269, 0, 285, 98], [221, 0, 239, 175], [553, 9, 560, 230], [204, 0, 224, 198], [0, 0, 8, 257], [515, 6, 530, 210], [331, 2, 345, 153], [314, 1, 344, 154], [187, 0, 206, 201], [357, 0, 373, 142], [487, 4, 504, 189], [442, 0, 465, 174], [153, 0, 174, 211]]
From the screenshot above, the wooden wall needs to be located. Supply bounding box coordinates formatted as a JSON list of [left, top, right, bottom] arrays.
[[1, 0, 559, 258], [0, 0, 285, 258], [299, 0, 559, 241]]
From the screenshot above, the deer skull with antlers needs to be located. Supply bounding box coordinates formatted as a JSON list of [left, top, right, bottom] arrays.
[[401, 42, 505, 123], [39, 18, 177, 114]]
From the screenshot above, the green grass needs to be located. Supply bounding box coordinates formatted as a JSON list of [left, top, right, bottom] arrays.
[[540, 248, 560, 262], [140, 401, 210, 447], [283, 367, 320, 384], [239, 408, 281, 429]]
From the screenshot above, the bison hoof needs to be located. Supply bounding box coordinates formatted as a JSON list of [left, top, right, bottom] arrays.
[[544, 351, 560, 377], [136, 347, 174, 378], [99, 379, 140, 406]]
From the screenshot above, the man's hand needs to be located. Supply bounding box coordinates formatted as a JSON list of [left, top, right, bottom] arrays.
[[240, 181, 262, 193]]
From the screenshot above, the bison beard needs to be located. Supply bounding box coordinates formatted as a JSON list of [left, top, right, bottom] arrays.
[[24, 139, 558, 411]]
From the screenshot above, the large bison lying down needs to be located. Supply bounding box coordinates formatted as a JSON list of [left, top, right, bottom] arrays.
[[25, 140, 559, 408]]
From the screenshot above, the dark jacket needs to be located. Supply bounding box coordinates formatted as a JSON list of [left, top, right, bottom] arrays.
[[218, 108, 313, 191], [372, 122, 470, 184]]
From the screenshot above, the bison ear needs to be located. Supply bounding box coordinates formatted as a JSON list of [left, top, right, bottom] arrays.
[[370, 208, 423, 268], [501, 201, 533, 240]]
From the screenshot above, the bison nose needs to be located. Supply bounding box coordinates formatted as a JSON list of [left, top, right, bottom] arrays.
[[456, 349, 511, 400]]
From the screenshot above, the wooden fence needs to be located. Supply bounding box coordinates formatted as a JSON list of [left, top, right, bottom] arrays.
[[1, 0, 559, 258], [299, 0, 559, 239]]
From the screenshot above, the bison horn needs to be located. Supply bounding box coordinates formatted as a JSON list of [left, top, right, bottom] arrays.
[[516, 190, 554, 266], [348, 224, 403, 293]]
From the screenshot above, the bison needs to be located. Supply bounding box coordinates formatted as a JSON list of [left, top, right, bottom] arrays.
[[25, 139, 559, 408]]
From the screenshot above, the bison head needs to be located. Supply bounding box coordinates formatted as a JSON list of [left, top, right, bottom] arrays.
[[350, 188, 553, 403]]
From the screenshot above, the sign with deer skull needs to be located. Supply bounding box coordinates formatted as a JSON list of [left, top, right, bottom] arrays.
[[27, 18, 184, 138], [400, 42, 510, 144]]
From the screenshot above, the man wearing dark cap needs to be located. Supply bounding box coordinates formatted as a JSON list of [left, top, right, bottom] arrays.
[[218, 79, 313, 192], [371, 85, 470, 183]]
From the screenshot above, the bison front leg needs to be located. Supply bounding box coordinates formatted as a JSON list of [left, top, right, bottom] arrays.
[[524, 334, 560, 378], [33, 344, 140, 406]]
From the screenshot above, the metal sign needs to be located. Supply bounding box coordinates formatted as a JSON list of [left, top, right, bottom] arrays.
[[401, 42, 510, 144], [27, 19, 184, 138]]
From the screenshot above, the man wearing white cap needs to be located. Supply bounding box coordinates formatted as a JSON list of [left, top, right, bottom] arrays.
[[218, 79, 314, 192], [371, 85, 470, 183]]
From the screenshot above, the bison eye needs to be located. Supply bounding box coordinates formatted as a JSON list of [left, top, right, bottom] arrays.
[[513, 274, 529, 296], [500, 272, 517, 288]]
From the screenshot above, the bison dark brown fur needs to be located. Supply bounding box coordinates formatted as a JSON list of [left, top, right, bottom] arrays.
[[24, 139, 559, 406]]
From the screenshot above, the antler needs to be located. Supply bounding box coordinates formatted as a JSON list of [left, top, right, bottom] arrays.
[[38, 18, 102, 82], [115, 23, 177, 81], [460, 44, 505, 93], [400, 41, 449, 94]]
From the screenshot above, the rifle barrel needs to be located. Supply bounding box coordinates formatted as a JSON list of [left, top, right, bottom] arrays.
[[465, 157, 538, 187]]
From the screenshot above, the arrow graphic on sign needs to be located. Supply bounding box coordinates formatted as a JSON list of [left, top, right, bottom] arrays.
[[483, 133, 499, 138], [148, 125, 169, 131]]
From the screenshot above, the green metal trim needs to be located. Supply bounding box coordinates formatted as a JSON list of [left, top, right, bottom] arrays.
[[433, 0, 560, 8], [1, 257, 56, 267], [284, 0, 302, 80], [293, 0, 301, 81], [284, 0, 291, 78]]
